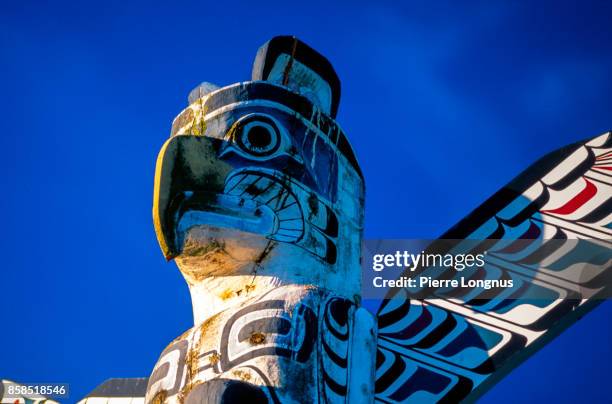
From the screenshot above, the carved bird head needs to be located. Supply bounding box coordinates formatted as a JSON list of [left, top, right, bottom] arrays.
[[153, 36, 365, 298]]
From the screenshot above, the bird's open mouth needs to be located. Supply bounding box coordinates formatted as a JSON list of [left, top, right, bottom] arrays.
[[152, 133, 337, 263], [176, 193, 277, 238], [223, 169, 305, 242], [174, 169, 305, 252]]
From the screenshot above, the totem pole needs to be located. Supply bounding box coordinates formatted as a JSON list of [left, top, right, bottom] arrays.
[[147, 36, 376, 403], [70, 36, 610, 404]]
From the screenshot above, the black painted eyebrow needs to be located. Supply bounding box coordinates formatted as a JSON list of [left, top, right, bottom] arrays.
[[202, 81, 363, 180]]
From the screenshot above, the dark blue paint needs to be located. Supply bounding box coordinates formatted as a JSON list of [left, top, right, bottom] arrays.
[[1, 1, 610, 402]]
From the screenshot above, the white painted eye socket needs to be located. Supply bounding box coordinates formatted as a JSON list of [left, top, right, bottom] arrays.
[[236, 117, 281, 157]]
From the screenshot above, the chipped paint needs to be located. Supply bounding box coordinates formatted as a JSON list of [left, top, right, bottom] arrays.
[[146, 36, 373, 404]]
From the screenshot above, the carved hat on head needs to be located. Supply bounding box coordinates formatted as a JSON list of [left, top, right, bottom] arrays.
[[152, 36, 364, 288]]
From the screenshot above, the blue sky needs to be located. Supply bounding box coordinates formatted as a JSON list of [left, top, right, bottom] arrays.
[[1, 1, 611, 402]]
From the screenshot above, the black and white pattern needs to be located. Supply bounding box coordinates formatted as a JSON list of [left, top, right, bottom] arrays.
[[376, 131, 612, 402], [144, 288, 361, 403]]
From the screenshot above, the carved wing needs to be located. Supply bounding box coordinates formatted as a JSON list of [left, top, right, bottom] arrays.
[[375, 131, 612, 402]]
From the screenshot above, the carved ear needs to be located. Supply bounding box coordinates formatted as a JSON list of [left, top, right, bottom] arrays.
[[252, 36, 341, 118]]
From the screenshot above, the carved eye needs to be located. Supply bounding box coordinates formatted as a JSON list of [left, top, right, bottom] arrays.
[[236, 117, 281, 157]]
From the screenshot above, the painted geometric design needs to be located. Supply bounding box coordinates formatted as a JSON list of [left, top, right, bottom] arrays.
[[143, 286, 359, 403], [76, 35, 609, 403], [376, 131, 612, 402]]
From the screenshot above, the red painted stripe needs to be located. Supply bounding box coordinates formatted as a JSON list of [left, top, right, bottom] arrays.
[[596, 151, 612, 160], [594, 166, 612, 171], [543, 178, 597, 215]]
